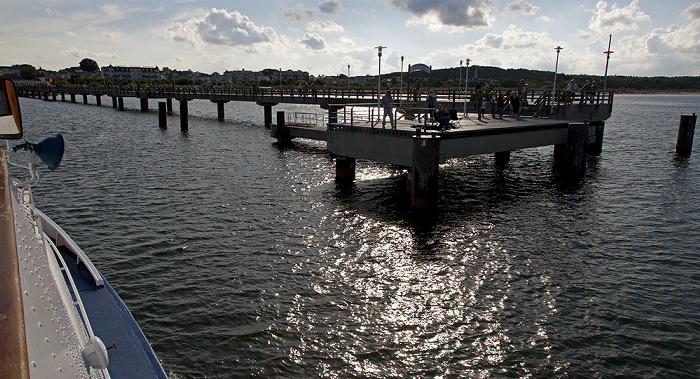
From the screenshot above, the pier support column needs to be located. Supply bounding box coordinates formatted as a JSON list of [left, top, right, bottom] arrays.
[[82, 94, 88, 104], [264, 105, 273, 127], [61, 93, 66, 102], [335, 156, 355, 182], [411, 136, 441, 209], [675, 114, 697, 157], [140, 98, 149, 112], [43, 92, 49, 100], [179, 98, 189, 132], [70, 94, 76, 103], [118, 97, 124, 111], [588, 121, 605, 156], [166, 98, 173, 112], [159, 102, 167, 129], [95, 95, 102, 106], [51, 93, 57, 101], [276, 111, 291, 145], [111, 96, 117, 108], [494, 151, 511, 167], [217, 102, 225, 121], [566, 123, 588, 176]]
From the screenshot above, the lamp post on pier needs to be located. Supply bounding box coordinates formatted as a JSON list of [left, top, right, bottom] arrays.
[[375, 46, 386, 109], [347, 64, 350, 91], [459, 60, 462, 93], [603, 35, 613, 93], [463, 58, 470, 116], [551, 46, 562, 114], [400, 56, 404, 107]]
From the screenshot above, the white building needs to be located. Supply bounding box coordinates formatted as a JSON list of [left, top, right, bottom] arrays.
[[101, 65, 161, 81]]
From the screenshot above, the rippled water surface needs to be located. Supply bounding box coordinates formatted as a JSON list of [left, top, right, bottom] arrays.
[[16, 94, 700, 378]]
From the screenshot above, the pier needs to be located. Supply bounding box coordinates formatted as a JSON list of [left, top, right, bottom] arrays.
[[17, 84, 613, 208]]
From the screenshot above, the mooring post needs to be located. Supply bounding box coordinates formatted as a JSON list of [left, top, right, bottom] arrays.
[[159, 102, 167, 129], [494, 151, 511, 167], [82, 94, 88, 104], [335, 156, 356, 182], [588, 121, 605, 156], [179, 98, 189, 131], [118, 97, 124, 111], [217, 102, 225, 121], [676, 114, 697, 157], [140, 98, 149, 112], [411, 135, 441, 208], [276, 111, 290, 145], [566, 123, 588, 176], [264, 105, 273, 127]]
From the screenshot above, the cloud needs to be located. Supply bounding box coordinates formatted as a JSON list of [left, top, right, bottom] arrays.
[[102, 30, 125, 39], [279, 3, 315, 22], [300, 32, 325, 50], [319, 0, 343, 14], [386, 0, 494, 29], [682, 3, 700, 20], [589, 0, 651, 34], [504, 0, 539, 15], [306, 20, 344, 32], [167, 8, 278, 48], [65, 31, 77, 37], [61, 46, 120, 60]]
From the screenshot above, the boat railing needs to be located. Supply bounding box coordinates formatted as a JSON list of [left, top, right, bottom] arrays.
[[35, 208, 104, 287]]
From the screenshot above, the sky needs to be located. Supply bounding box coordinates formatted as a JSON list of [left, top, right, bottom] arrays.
[[1, 0, 699, 78]]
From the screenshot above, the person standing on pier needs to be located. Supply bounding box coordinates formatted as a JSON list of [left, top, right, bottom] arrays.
[[427, 90, 437, 120], [381, 89, 395, 129]]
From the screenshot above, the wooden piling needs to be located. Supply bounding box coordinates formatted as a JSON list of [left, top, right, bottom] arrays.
[[676, 114, 697, 157], [179, 99, 188, 131], [411, 136, 441, 208], [494, 151, 511, 167], [118, 97, 124, 111], [217, 102, 225, 121], [166, 98, 173, 112], [276, 111, 290, 145], [589, 121, 605, 156], [264, 105, 273, 127], [335, 156, 356, 182], [112, 96, 117, 108], [61, 93, 66, 102], [159, 102, 167, 129], [70, 94, 76, 103], [140, 98, 149, 112], [95, 95, 101, 106], [82, 94, 88, 104], [566, 123, 588, 176]]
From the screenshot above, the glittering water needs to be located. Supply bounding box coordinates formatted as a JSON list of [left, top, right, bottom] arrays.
[[15, 94, 700, 378]]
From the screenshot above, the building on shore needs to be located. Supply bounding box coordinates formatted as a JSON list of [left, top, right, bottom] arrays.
[[101, 65, 161, 81]]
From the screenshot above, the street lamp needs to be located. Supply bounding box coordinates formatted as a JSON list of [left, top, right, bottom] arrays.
[[603, 35, 613, 94], [463, 58, 470, 116], [551, 46, 562, 114], [459, 60, 462, 95], [347, 64, 350, 91], [400, 56, 404, 107], [375, 46, 386, 109]]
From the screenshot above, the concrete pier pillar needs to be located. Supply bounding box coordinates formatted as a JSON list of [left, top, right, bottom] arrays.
[[166, 98, 173, 112], [676, 114, 697, 157], [111, 96, 117, 108], [61, 93, 66, 102], [82, 94, 88, 104], [159, 102, 167, 129], [588, 121, 605, 156], [335, 156, 356, 182], [70, 94, 76, 103], [566, 123, 588, 176], [179, 99, 189, 131], [264, 105, 273, 127], [51, 93, 57, 101], [140, 98, 149, 112], [43, 92, 49, 100], [494, 151, 511, 167], [411, 136, 441, 208], [95, 95, 102, 106], [217, 102, 225, 121], [118, 97, 124, 111], [276, 111, 290, 145]]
